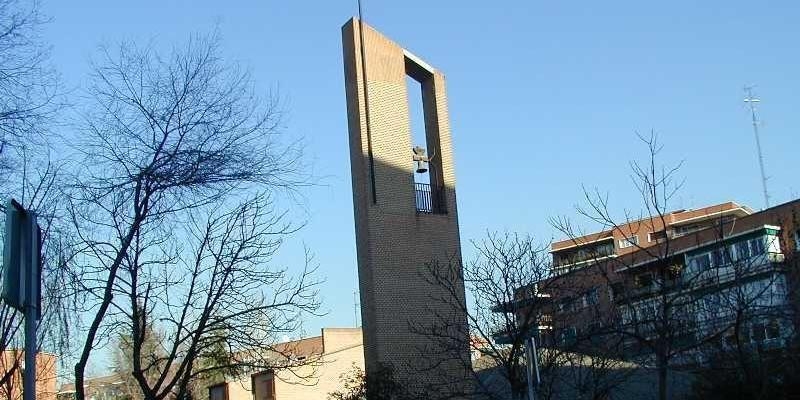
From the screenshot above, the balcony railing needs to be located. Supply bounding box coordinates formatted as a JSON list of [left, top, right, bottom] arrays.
[[615, 252, 786, 303], [415, 182, 447, 214]]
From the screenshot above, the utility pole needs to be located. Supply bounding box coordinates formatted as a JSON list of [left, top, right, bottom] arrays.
[[743, 86, 770, 209]]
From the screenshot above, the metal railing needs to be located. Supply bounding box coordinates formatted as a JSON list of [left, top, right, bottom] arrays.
[[415, 182, 447, 214]]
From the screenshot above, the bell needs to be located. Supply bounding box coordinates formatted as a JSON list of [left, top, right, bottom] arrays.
[[415, 160, 428, 174]]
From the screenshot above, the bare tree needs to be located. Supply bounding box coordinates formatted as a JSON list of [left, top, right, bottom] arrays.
[[0, 0, 61, 174], [66, 32, 310, 400], [687, 247, 800, 399], [0, 1, 72, 390], [550, 132, 797, 400], [415, 232, 631, 400], [461, 232, 550, 400], [0, 157, 75, 399], [116, 195, 320, 400]]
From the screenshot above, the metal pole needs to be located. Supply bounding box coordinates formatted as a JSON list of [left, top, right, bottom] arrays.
[[525, 335, 540, 400], [23, 211, 38, 400], [531, 336, 541, 387], [24, 302, 36, 400]]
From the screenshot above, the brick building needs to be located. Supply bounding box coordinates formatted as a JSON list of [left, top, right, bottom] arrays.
[[551, 202, 753, 276], [0, 350, 57, 400], [341, 17, 471, 395], [526, 199, 800, 364]]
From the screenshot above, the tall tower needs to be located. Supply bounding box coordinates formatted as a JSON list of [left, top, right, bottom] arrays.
[[341, 18, 470, 394]]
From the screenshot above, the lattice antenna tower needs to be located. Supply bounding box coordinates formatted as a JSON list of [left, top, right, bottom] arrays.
[[743, 86, 770, 209]]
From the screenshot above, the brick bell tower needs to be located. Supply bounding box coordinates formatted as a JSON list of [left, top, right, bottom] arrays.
[[342, 18, 471, 394]]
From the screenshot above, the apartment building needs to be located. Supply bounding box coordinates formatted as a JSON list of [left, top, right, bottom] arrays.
[[532, 199, 800, 363], [551, 202, 753, 276]]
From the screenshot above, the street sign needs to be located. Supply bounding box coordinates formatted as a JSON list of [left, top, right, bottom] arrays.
[[1, 198, 42, 400], [1, 199, 41, 313]]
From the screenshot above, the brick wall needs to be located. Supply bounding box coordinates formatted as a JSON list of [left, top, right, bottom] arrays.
[[342, 18, 471, 395]]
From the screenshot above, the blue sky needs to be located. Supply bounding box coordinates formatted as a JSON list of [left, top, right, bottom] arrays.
[[41, 0, 798, 361]]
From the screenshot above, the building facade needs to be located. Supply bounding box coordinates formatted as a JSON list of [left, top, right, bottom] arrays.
[[57, 374, 128, 400], [209, 328, 364, 400], [341, 18, 471, 394], [531, 199, 800, 364], [551, 202, 753, 276], [1, 350, 57, 400]]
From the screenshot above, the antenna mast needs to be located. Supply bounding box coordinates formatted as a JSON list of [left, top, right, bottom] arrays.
[[743, 86, 770, 209]]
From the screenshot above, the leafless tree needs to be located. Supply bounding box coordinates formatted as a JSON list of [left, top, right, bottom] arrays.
[[0, 0, 61, 174], [687, 247, 800, 399], [461, 232, 550, 400], [115, 195, 320, 400], [414, 232, 631, 400], [66, 32, 312, 400], [0, 156, 75, 399], [551, 132, 797, 400], [0, 1, 71, 390]]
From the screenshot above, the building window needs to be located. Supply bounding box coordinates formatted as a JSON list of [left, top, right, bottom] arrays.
[[735, 241, 750, 260], [558, 326, 577, 345], [609, 282, 624, 302], [634, 273, 653, 288], [209, 383, 228, 400], [557, 297, 574, 313], [689, 253, 711, 272], [750, 238, 765, 256], [794, 229, 800, 251], [648, 230, 667, 242], [584, 287, 600, 306], [619, 235, 639, 249], [751, 323, 766, 342], [620, 306, 633, 324], [711, 249, 724, 267], [554, 240, 615, 268], [252, 371, 275, 400], [674, 224, 702, 237]]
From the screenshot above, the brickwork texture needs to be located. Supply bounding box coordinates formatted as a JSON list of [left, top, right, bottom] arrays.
[[341, 18, 471, 396]]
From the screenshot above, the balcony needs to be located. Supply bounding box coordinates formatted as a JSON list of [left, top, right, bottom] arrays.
[[415, 182, 447, 214], [687, 252, 785, 290], [552, 239, 616, 273]]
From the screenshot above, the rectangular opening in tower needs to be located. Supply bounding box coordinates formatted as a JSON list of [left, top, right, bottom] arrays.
[[405, 54, 446, 214], [406, 75, 429, 185]]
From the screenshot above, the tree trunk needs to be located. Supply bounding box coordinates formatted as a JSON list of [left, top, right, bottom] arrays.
[[74, 199, 147, 400]]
